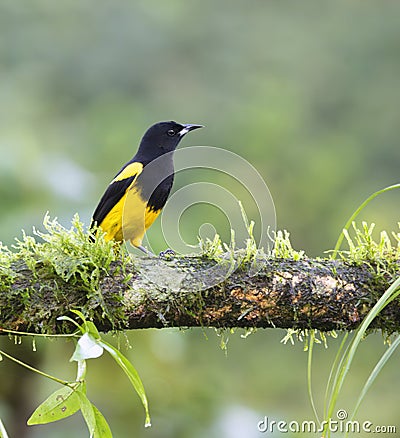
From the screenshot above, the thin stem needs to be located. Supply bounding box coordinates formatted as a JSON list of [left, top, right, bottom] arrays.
[[0, 328, 79, 338], [0, 349, 70, 386], [76, 360, 87, 381], [307, 330, 320, 424]]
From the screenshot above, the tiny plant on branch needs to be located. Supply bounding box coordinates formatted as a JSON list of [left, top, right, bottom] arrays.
[[0, 310, 150, 437]]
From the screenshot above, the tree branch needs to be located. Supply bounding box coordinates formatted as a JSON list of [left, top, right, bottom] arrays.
[[1, 254, 399, 334]]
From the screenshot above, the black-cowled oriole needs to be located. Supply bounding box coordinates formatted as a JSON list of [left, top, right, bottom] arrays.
[[91, 121, 203, 254]]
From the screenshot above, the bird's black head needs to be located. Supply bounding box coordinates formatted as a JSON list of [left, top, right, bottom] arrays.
[[136, 121, 203, 162]]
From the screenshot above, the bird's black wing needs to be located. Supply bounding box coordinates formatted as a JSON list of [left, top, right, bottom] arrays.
[[91, 161, 143, 228]]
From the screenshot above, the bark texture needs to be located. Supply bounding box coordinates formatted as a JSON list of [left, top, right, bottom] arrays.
[[1, 255, 399, 334]]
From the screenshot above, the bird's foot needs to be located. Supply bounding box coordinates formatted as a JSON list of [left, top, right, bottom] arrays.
[[159, 248, 175, 258]]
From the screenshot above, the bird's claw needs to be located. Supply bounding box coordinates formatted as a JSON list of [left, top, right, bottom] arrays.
[[159, 248, 175, 258]]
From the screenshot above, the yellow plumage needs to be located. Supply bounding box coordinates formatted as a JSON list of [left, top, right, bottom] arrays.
[[91, 121, 203, 254], [100, 187, 161, 247], [97, 162, 161, 247]]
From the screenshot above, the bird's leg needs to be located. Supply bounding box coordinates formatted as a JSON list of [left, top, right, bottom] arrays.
[[137, 245, 156, 257]]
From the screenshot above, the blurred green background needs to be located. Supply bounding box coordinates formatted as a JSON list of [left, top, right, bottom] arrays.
[[1, 1, 399, 437]]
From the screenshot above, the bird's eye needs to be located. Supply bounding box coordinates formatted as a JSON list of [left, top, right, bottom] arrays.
[[167, 129, 176, 137]]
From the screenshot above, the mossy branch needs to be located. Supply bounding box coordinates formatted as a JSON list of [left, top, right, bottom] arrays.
[[0, 216, 399, 335]]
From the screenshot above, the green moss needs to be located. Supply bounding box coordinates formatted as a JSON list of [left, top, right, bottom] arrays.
[[272, 230, 305, 260], [1, 213, 399, 336], [336, 222, 400, 301], [339, 222, 399, 262], [13, 214, 117, 284], [1, 214, 133, 333], [0, 242, 16, 291]]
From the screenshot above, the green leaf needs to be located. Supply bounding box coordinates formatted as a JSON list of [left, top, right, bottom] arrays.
[[70, 309, 87, 323], [100, 340, 151, 427], [84, 321, 101, 339], [27, 384, 81, 425], [70, 333, 104, 362], [77, 390, 113, 438], [350, 335, 400, 422], [0, 417, 10, 438], [93, 405, 113, 438], [77, 390, 96, 437]]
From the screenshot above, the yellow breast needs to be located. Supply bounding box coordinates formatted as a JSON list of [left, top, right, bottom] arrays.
[[99, 186, 161, 247]]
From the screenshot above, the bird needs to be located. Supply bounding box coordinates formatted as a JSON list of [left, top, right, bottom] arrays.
[[91, 121, 203, 255]]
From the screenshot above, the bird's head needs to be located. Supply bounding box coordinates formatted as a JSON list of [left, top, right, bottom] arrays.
[[138, 121, 203, 158]]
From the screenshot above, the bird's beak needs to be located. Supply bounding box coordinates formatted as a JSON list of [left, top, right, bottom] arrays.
[[179, 124, 204, 136]]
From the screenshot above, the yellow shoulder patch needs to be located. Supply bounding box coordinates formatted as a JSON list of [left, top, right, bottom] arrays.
[[112, 162, 143, 183]]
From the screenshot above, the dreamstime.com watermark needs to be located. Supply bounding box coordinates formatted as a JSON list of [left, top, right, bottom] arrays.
[[257, 410, 397, 434]]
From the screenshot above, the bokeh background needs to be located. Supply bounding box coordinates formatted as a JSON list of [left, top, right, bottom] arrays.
[[1, 1, 399, 437]]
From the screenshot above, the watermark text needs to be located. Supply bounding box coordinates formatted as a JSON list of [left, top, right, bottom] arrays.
[[257, 410, 396, 434]]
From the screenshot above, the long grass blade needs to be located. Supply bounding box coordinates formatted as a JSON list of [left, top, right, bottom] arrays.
[[307, 330, 320, 424], [349, 335, 400, 426], [323, 332, 349, 418], [0, 418, 9, 438], [323, 277, 400, 436]]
